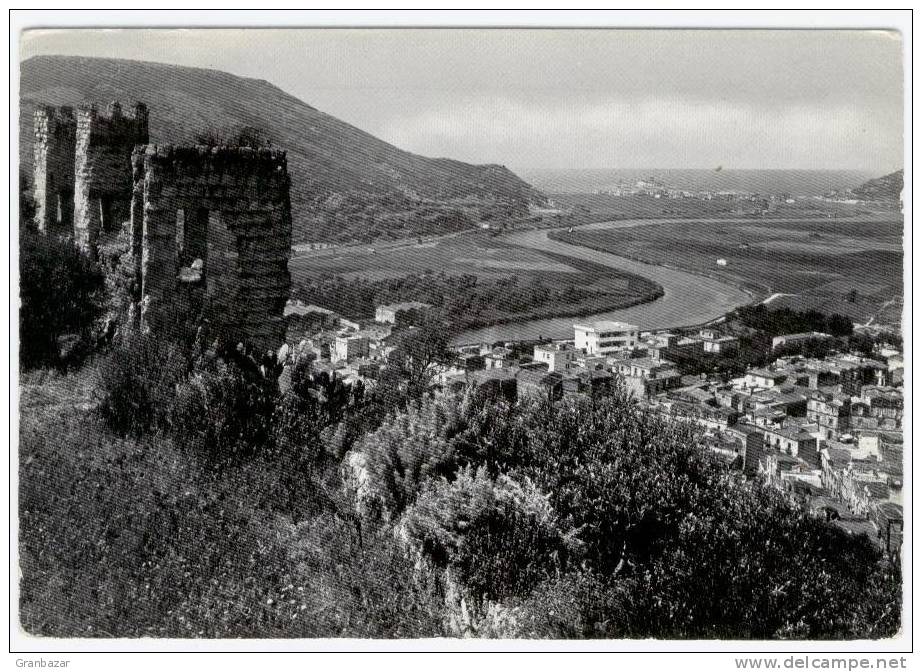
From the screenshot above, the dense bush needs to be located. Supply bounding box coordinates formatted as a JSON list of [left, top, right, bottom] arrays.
[[96, 330, 188, 436], [19, 230, 106, 369], [172, 359, 277, 467], [355, 395, 463, 519], [351, 388, 901, 638], [403, 466, 578, 605], [736, 304, 854, 338]]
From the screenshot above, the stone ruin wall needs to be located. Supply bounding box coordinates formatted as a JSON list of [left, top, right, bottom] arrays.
[[32, 105, 77, 234], [31, 100, 294, 352], [131, 144, 293, 352], [73, 101, 149, 254]]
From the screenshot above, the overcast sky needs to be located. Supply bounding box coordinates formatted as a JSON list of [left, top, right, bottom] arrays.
[[21, 29, 904, 172]]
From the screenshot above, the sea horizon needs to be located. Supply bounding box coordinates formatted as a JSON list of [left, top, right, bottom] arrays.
[[523, 167, 891, 198]]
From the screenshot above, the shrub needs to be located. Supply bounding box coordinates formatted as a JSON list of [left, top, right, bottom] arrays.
[[402, 466, 578, 605], [96, 330, 188, 436], [511, 570, 634, 639], [172, 359, 276, 467], [356, 395, 463, 519], [19, 230, 106, 369]]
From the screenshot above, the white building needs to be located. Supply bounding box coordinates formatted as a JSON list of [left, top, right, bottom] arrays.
[[375, 301, 432, 325], [744, 368, 788, 389], [698, 328, 740, 354], [574, 321, 639, 356], [332, 334, 370, 363], [771, 331, 832, 350], [533, 342, 578, 372]]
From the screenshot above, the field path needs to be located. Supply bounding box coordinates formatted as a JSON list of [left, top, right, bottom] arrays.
[[762, 292, 795, 305]]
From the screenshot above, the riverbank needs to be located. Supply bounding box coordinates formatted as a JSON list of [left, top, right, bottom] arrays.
[[452, 222, 754, 345], [292, 243, 665, 338], [548, 228, 767, 300]]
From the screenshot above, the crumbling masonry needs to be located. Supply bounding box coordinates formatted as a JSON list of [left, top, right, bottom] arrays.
[[131, 145, 292, 351], [74, 102, 149, 253], [32, 106, 77, 234], [34, 101, 149, 248], [32, 101, 293, 351]]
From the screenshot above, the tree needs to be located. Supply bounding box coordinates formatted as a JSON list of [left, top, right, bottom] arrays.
[[385, 321, 454, 399]]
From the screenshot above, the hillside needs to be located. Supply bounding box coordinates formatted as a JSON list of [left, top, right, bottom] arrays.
[[851, 169, 903, 203], [20, 55, 547, 243]]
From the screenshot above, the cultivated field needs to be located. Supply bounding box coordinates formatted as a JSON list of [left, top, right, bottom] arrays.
[[551, 216, 903, 326], [290, 233, 569, 281], [289, 230, 662, 329], [545, 192, 877, 226]]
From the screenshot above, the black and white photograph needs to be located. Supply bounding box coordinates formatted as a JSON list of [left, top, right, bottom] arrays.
[[9, 10, 913, 662]]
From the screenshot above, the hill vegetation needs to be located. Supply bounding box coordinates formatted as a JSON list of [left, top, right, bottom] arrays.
[[20, 355, 902, 638], [851, 170, 903, 203], [20, 55, 547, 243], [18, 236, 901, 639]]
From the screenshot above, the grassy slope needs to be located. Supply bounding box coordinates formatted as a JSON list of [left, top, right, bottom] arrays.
[[18, 365, 444, 638]]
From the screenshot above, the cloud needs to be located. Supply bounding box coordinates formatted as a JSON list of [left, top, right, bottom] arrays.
[[378, 95, 902, 171], [21, 28, 904, 171]]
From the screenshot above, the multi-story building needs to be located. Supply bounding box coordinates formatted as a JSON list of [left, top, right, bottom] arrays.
[[467, 368, 518, 404], [724, 423, 765, 475], [375, 301, 432, 327], [698, 329, 740, 354], [574, 321, 639, 356], [484, 346, 517, 370], [851, 386, 903, 430], [611, 356, 682, 398], [806, 390, 851, 440], [561, 369, 614, 397], [284, 301, 339, 337], [744, 368, 788, 389], [516, 370, 564, 401], [332, 333, 370, 363], [771, 331, 832, 350], [762, 425, 819, 464], [532, 342, 578, 373], [806, 356, 888, 395]]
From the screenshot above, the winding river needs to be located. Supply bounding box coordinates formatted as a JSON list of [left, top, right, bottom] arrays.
[[452, 219, 756, 345]]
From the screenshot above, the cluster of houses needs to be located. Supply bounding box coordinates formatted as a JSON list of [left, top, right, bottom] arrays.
[[444, 319, 904, 558], [280, 299, 434, 383], [595, 177, 795, 211], [280, 303, 904, 557]]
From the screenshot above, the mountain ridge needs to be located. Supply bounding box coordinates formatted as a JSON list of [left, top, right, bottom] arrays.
[[20, 55, 547, 243], [850, 169, 903, 203]]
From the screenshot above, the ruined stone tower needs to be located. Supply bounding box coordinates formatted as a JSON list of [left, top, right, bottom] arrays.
[[74, 101, 149, 255], [131, 144, 293, 351], [32, 105, 77, 234], [31, 99, 292, 351]]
